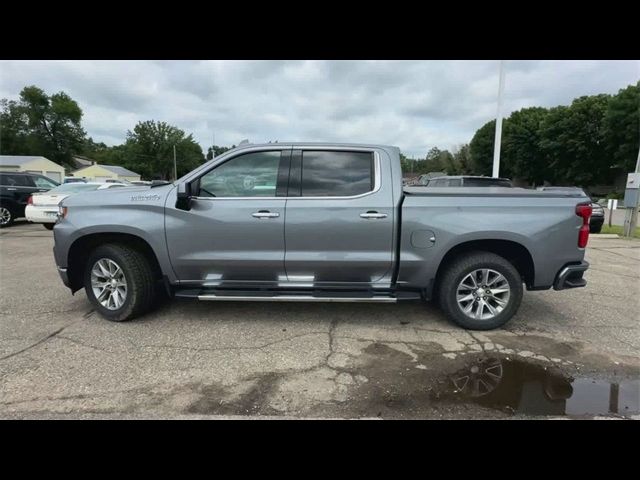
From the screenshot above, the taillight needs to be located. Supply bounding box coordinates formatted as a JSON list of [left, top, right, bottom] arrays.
[[576, 202, 592, 248], [27, 195, 33, 205]]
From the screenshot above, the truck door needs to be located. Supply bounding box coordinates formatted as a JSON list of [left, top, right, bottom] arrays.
[[165, 148, 290, 286], [283, 148, 394, 286]]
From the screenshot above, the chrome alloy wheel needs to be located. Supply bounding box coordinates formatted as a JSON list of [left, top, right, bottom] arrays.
[[0, 207, 11, 225], [91, 258, 128, 310], [456, 268, 510, 321]]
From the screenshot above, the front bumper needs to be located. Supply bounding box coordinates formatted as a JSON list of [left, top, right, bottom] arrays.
[[57, 265, 71, 288], [553, 261, 589, 290]]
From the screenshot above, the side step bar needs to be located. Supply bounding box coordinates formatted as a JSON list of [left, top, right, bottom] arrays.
[[197, 294, 398, 303]]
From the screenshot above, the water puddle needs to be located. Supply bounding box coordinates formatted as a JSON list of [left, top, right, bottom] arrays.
[[443, 356, 639, 417]]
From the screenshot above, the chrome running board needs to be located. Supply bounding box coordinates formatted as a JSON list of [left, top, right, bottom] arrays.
[[197, 294, 397, 303]]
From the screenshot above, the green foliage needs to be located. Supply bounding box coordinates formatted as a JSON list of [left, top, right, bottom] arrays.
[[469, 120, 496, 176], [453, 144, 473, 174], [0, 86, 86, 167], [539, 94, 611, 186], [604, 81, 639, 172], [502, 107, 550, 185], [123, 120, 205, 180]]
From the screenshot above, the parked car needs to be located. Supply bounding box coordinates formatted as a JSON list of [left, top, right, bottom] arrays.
[[536, 186, 604, 233], [26, 182, 127, 230], [64, 177, 87, 184], [0, 172, 60, 227], [53, 143, 590, 330], [418, 175, 514, 187]]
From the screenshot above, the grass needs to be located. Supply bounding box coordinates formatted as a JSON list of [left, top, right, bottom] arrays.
[[599, 224, 640, 239]]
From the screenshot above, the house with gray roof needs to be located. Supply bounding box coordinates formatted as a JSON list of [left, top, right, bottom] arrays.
[[0, 155, 66, 183]]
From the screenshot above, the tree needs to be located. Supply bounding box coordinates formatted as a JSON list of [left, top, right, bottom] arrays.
[[0, 99, 27, 154], [501, 107, 550, 185], [124, 120, 205, 180], [453, 144, 473, 174], [539, 94, 611, 186], [604, 81, 639, 173], [206, 147, 214, 160], [1, 86, 87, 167], [469, 120, 496, 176]]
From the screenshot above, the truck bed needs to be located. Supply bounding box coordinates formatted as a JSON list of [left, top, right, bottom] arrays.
[[403, 186, 587, 198]]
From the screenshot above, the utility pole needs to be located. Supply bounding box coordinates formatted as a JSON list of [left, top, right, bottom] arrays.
[[173, 145, 177, 182], [623, 147, 640, 237], [492, 60, 506, 178]]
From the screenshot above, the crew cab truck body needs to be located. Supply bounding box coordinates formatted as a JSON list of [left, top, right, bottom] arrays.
[[53, 143, 591, 330]]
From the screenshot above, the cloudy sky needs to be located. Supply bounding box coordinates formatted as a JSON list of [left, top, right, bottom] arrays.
[[0, 60, 638, 157]]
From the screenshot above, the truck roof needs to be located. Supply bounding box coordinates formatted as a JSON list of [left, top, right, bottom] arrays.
[[231, 142, 398, 151]]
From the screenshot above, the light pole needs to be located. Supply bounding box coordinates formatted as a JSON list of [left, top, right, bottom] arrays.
[[492, 60, 506, 178], [173, 145, 177, 181]]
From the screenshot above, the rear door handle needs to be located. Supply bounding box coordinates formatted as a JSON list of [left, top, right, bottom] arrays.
[[360, 211, 387, 219], [252, 211, 280, 219]]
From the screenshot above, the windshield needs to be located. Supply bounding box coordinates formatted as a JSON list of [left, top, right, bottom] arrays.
[[48, 183, 101, 194]]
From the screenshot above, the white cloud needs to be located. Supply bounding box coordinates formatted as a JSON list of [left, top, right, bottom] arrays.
[[1, 60, 637, 157]]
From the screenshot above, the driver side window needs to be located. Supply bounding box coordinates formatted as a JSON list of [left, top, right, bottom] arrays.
[[198, 151, 282, 197]]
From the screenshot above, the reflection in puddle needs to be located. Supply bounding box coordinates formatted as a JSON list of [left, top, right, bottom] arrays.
[[447, 357, 639, 417]]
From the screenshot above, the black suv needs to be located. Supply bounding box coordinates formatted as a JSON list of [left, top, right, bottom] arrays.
[[0, 172, 59, 227]]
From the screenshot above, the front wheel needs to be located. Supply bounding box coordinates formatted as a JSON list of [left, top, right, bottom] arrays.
[[437, 251, 523, 330], [84, 243, 156, 322]]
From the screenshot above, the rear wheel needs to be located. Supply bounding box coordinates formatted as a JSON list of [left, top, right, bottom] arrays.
[[0, 206, 15, 228], [84, 243, 156, 322], [43, 223, 54, 230], [437, 251, 523, 330], [590, 224, 602, 234]]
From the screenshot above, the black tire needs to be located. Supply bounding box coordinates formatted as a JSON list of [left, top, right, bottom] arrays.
[[0, 205, 15, 228], [590, 225, 602, 234], [43, 223, 54, 230], [437, 251, 523, 330], [84, 243, 156, 322]]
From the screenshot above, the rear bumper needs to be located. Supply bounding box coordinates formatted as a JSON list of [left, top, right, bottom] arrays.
[[25, 205, 57, 223], [553, 261, 589, 290], [590, 216, 604, 227]]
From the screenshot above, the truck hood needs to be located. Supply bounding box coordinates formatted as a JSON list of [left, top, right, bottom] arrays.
[[60, 183, 175, 208]]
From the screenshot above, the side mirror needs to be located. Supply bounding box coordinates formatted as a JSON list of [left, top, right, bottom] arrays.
[[176, 182, 193, 211]]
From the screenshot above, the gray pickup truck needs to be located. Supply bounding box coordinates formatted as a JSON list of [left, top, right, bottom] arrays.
[[53, 143, 592, 330]]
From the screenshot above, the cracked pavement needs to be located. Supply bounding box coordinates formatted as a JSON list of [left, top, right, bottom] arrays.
[[0, 222, 639, 419]]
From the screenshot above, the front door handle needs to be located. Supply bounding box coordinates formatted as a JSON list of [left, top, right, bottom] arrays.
[[252, 211, 280, 219], [360, 211, 387, 219]]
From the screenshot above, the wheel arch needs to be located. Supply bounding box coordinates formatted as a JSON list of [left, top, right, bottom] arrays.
[[67, 232, 164, 293], [432, 239, 535, 296]]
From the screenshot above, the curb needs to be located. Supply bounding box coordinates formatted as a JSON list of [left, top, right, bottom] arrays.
[[590, 234, 620, 239]]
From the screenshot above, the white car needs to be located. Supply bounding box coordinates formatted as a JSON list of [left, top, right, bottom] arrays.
[[25, 182, 127, 230]]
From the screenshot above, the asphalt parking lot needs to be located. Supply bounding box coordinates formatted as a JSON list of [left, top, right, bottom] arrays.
[[1, 221, 638, 419]]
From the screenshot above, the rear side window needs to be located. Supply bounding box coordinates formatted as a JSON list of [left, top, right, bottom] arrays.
[[300, 151, 374, 197], [0, 174, 32, 186], [33, 176, 59, 188]]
